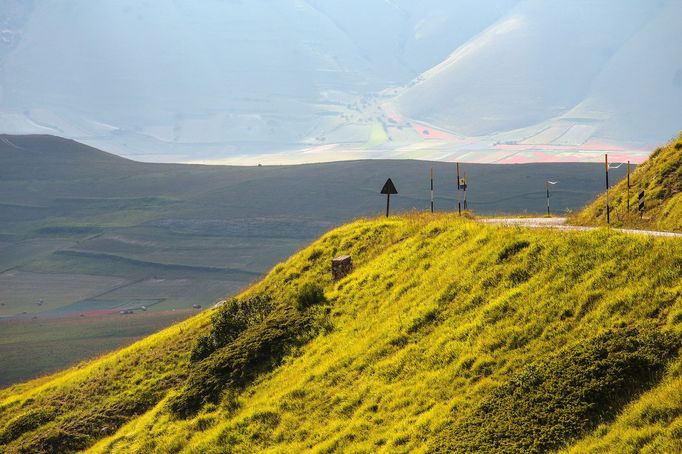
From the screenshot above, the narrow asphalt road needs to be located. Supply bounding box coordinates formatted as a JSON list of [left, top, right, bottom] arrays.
[[481, 217, 682, 238]]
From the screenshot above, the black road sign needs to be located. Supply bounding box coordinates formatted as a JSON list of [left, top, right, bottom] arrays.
[[381, 178, 398, 195], [380, 178, 398, 217], [638, 191, 645, 212]]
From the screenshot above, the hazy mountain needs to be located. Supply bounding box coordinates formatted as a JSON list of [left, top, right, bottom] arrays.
[[391, 0, 682, 143], [0, 0, 680, 162]]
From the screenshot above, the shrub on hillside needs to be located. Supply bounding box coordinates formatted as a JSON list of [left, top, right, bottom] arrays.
[[0, 407, 58, 445], [190, 295, 274, 362], [172, 286, 327, 418], [434, 325, 680, 453], [296, 282, 327, 310], [170, 305, 313, 418]]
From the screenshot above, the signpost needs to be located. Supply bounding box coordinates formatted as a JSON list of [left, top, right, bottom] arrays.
[[639, 190, 645, 217], [380, 178, 398, 217], [605, 154, 610, 225], [430, 167, 434, 213], [456, 163, 462, 214], [456, 163, 460, 190], [455, 164, 468, 214], [627, 161, 631, 215], [545, 180, 558, 216]]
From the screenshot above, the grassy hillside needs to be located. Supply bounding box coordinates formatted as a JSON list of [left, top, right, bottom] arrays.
[[1, 213, 682, 453], [0, 134, 627, 387], [573, 132, 682, 231]]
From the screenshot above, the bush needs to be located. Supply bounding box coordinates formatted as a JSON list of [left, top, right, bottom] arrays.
[[190, 295, 274, 362], [296, 283, 326, 310], [170, 305, 313, 418], [0, 407, 58, 445], [434, 325, 680, 453]]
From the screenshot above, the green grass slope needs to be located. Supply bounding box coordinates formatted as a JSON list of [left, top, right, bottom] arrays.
[[2, 214, 682, 453], [573, 132, 682, 230]]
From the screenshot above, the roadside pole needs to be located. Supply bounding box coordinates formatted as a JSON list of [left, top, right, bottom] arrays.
[[463, 172, 468, 210], [456, 163, 462, 215], [430, 167, 434, 213], [627, 160, 631, 217], [546, 180, 558, 216], [456, 163, 460, 190], [605, 154, 610, 226], [380, 178, 398, 217]]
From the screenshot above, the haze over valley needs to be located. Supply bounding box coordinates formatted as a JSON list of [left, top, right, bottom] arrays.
[[1, 0, 681, 163]]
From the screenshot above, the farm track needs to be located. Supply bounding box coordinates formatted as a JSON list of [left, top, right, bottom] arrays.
[[481, 217, 682, 238]]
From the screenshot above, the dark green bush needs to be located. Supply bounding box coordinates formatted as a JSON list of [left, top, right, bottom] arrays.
[[190, 295, 274, 362], [12, 381, 167, 452], [190, 335, 215, 363], [170, 305, 313, 418], [434, 325, 680, 454], [296, 283, 326, 310], [0, 407, 58, 445]]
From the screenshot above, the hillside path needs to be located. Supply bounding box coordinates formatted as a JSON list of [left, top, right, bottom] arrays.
[[481, 217, 682, 238]]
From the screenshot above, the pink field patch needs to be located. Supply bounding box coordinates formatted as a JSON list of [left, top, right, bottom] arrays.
[[411, 122, 471, 142]]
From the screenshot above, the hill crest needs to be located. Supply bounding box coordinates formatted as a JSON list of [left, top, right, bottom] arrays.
[[1, 213, 682, 452]]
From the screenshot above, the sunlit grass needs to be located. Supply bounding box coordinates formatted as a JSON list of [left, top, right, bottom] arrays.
[[573, 131, 682, 231], [2, 213, 682, 453]]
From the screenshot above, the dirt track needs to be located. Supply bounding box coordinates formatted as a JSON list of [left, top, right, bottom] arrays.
[[481, 217, 682, 238]]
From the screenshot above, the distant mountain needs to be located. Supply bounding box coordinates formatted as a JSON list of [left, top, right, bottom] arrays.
[[1, 1, 680, 163], [391, 0, 682, 143]]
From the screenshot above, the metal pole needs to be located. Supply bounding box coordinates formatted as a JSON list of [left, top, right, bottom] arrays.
[[605, 154, 610, 225], [627, 160, 631, 216], [430, 167, 434, 213], [456, 163, 460, 190], [463, 172, 468, 210], [546, 181, 550, 216]]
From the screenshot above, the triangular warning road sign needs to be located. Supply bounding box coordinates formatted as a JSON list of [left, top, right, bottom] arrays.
[[380, 178, 398, 195]]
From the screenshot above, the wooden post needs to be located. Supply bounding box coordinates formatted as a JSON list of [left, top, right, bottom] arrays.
[[546, 181, 550, 216]]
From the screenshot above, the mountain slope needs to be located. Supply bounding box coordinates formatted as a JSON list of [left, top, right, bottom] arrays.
[[390, 0, 682, 145], [2, 1, 681, 161], [2, 214, 682, 453], [573, 132, 682, 231]]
